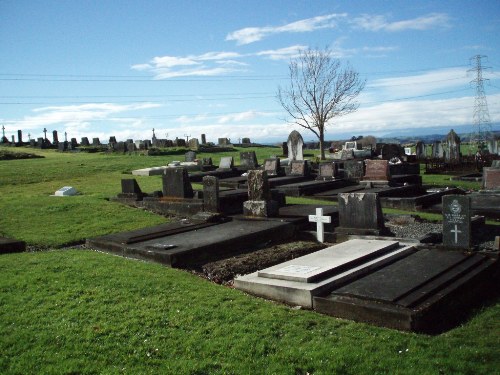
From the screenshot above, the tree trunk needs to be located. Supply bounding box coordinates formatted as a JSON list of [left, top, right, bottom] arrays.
[[319, 130, 326, 160]]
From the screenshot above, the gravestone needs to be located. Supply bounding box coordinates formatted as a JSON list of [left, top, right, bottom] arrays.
[[343, 160, 364, 182], [289, 160, 308, 176], [58, 141, 69, 151], [243, 170, 278, 217], [53, 186, 78, 196], [37, 137, 45, 149], [240, 151, 258, 169], [218, 138, 230, 146], [162, 167, 194, 198], [201, 134, 207, 144], [17, 130, 23, 144], [52, 130, 59, 145], [29, 139, 36, 147], [175, 138, 186, 147], [188, 138, 199, 150], [109, 136, 117, 144], [80, 137, 89, 146], [363, 159, 390, 182], [287, 130, 304, 161], [116, 142, 127, 153], [119, 179, 143, 200], [203, 176, 219, 213], [202, 157, 213, 167], [241, 137, 251, 144], [308, 208, 332, 243], [442, 195, 471, 249], [316, 162, 339, 181], [337, 192, 386, 235], [127, 142, 135, 153], [282, 142, 288, 157], [92, 137, 100, 146], [432, 141, 444, 158], [218, 156, 234, 170], [415, 141, 425, 159], [71, 138, 78, 148], [381, 144, 402, 160], [185, 151, 196, 162], [482, 168, 500, 190], [263, 158, 280, 176], [445, 129, 461, 163]]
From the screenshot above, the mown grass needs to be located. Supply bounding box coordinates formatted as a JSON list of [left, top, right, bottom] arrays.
[[1, 146, 499, 374], [1, 250, 499, 374]]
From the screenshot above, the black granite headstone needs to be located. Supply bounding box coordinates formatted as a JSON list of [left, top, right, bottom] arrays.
[[442, 195, 471, 249], [162, 167, 194, 198], [337, 192, 386, 235]]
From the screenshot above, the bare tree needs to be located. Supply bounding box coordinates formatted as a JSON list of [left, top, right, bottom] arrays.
[[277, 48, 365, 160]]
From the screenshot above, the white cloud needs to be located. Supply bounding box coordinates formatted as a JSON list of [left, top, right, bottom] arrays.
[[255, 45, 307, 60], [353, 13, 451, 32], [226, 14, 346, 45]]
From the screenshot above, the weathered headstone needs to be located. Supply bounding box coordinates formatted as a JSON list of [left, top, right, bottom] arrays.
[[445, 129, 460, 163], [201, 134, 207, 144], [17, 130, 23, 144], [316, 162, 339, 181], [162, 167, 194, 198], [381, 144, 403, 160], [203, 176, 219, 212], [482, 168, 500, 190], [52, 130, 59, 145], [121, 179, 143, 196], [431, 141, 444, 158], [242, 137, 251, 144], [127, 142, 135, 153], [188, 138, 199, 150], [240, 151, 258, 169], [92, 137, 100, 146], [289, 160, 308, 176], [337, 192, 386, 235], [175, 138, 186, 147], [415, 141, 425, 159], [202, 157, 213, 167], [343, 160, 364, 182], [363, 159, 390, 182], [80, 137, 90, 146], [442, 195, 471, 249], [185, 151, 196, 162], [243, 170, 278, 217], [58, 141, 69, 151], [218, 138, 230, 146], [218, 156, 234, 170], [287, 130, 304, 161], [263, 158, 280, 176], [37, 137, 45, 149], [109, 136, 117, 144], [71, 138, 78, 148], [491, 160, 500, 168]]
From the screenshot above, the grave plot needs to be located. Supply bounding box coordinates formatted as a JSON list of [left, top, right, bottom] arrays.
[[234, 239, 415, 308], [314, 248, 499, 333]]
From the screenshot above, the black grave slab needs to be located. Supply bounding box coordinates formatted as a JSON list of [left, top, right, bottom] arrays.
[[314, 249, 499, 333], [0, 237, 26, 254], [87, 219, 295, 268], [275, 179, 353, 197], [188, 169, 243, 182]]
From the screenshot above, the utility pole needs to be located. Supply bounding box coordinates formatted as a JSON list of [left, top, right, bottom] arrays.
[[184, 134, 191, 142], [468, 55, 493, 153]]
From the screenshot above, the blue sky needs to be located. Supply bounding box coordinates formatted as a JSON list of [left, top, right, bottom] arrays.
[[1, 0, 499, 144]]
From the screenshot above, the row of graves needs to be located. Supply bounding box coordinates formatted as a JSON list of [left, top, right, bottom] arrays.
[[85, 130, 500, 334]]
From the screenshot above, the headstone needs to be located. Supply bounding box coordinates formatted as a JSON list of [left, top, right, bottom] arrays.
[[188, 138, 199, 150], [127, 142, 135, 153], [53, 186, 78, 196], [282, 142, 288, 157], [337, 192, 386, 235], [482, 168, 500, 190], [381, 144, 402, 160], [52, 130, 59, 145], [243, 170, 278, 217], [263, 158, 280, 176], [363, 159, 390, 181], [201, 134, 207, 144], [17, 130, 23, 144], [218, 138, 230, 146], [442, 195, 471, 249], [240, 151, 258, 169], [287, 130, 304, 161], [12, 135, 15, 144], [308, 208, 332, 243], [203, 176, 219, 213], [343, 160, 365, 182], [185, 151, 196, 162], [58, 141, 69, 151], [445, 129, 461, 163], [162, 167, 194, 198], [176, 138, 186, 147], [289, 160, 308, 176], [92, 137, 100, 146], [202, 157, 213, 167], [37, 137, 45, 149], [415, 141, 425, 159], [29, 139, 37, 147], [70, 138, 78, 148], [317, 162, 339, 181], [121, 179, 142, 194], [218, 156, 234, 170], [80, 137, 90, 146], [116, 142, 127, 153], [109, 136, 117, 144], [431, 141, 444, 158], [241, 137, 251, 144]]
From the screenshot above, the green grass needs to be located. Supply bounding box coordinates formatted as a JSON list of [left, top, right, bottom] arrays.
[[1, 250, 498, 374], [1, 146, 499, 374]]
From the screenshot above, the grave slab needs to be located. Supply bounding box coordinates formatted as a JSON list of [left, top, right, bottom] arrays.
[[234, 240, 415, 308], [314, 249, 499, 333]]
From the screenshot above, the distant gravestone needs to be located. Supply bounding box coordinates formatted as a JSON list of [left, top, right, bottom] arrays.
[[282, 142, 288, 157], [242, 137, 251, 144], [203, 176, 220, 212], [218, 156, 234, 170], [52, 130, 59, 145], [487, 139, 499, 155], [337, 192, 386, 235], [185, 151, 196, 162], [317, 162, 339, 181], [71, 138, 78, 148], [201, 134, 207, 144], [240, 151, 258, 169], [243, 170, 278, 217], [116, 142, 127, 153], [188, 138, 199, 150], [482, 168, 500, 190], [287, 130, 304, 161], [432, 141, 444, 158], [58, 141, 69, 151], [442, 195, 471, 249], [218, 138, 230, 146], [109, 136, 117, 144], [81, 137, 90, 146], [415, 141, 425, 159], [263, 158, 280, 176], [162, 167, 194, 198], [127, 142, 135, 153], [53, 186, 78, 197], [381, 144, 402, 160], [17, 130, 23, 144], [121, 179, 143, 195], [37, 137, 45, 149], [176, 138, 187, 147], [343, 160, 364, 182], [29, 139, 36, 147], [92, 137, 100, 146], [445, 129, 461, 163], [363, 159, 390, 181], [289, 160, 308, 176]]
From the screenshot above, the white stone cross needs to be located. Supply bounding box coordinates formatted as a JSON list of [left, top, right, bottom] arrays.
[[308, 208, 331, 243], [450, 224, 462, 243]]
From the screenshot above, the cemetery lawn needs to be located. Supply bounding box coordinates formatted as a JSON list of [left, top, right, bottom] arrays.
[[1, 147, 499, 374]]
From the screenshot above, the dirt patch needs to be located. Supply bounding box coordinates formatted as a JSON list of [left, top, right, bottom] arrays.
[[201, 240, 328, 285]]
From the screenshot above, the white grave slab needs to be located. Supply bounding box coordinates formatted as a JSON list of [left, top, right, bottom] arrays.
[[53, 186, 78, 196], [235, 239, 416, 307]]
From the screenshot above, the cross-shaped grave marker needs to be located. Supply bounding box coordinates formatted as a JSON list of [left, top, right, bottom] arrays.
[[450, 225, 462, 243], [308, 207, 331, 243]]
